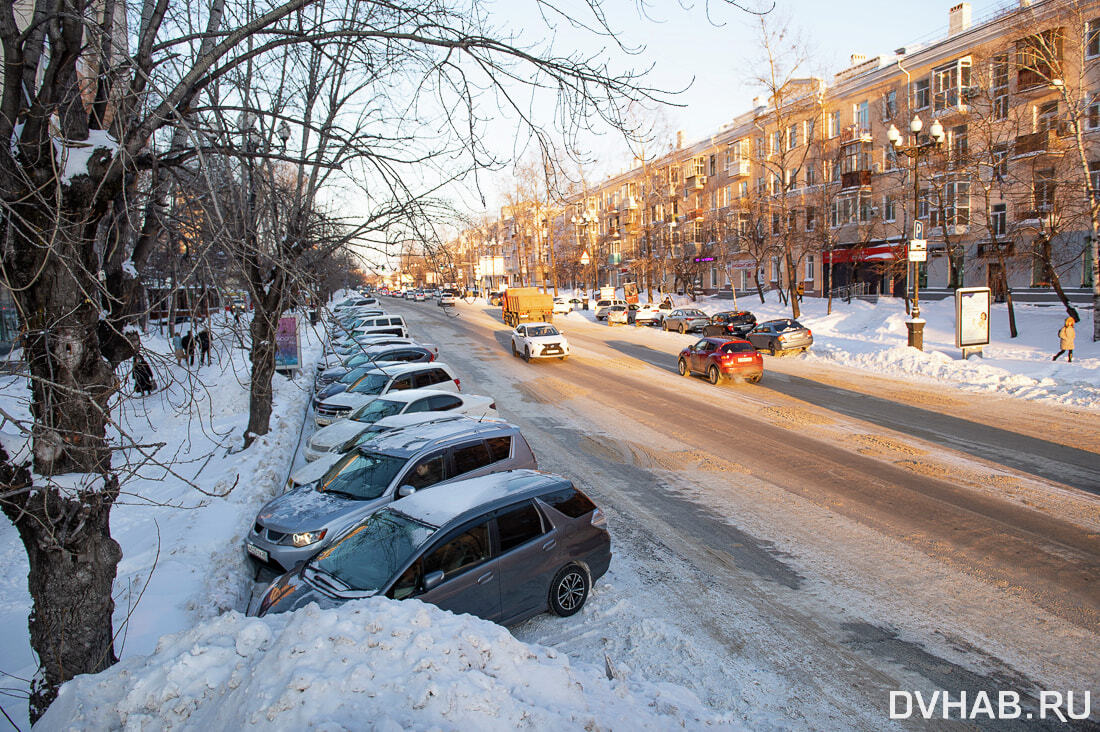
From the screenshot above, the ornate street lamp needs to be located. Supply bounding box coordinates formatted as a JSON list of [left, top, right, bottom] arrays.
[[887, 115, 945, 350]]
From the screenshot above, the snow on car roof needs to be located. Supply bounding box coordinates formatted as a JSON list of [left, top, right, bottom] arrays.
[[359, 416, 515, 458], [392, 469, 565, 527]]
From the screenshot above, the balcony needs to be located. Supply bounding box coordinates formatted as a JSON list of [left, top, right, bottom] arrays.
[[684, 174, 707, 191], [840, 170, 872, 189], [840, 126, 872, 144], [684, 208, 704, 221], [727, 159, 751, 178], [1016, 206, 1051, 223], [1011, 129, 1065, 159]]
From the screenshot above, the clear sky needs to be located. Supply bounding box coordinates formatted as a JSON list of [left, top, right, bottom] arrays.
[[465, 0, 1016, 212]]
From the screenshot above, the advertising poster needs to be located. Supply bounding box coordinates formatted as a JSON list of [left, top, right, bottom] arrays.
[[623, 281, 639, 304], [955, 287, 991, 349], [275, 316, 301, 371]]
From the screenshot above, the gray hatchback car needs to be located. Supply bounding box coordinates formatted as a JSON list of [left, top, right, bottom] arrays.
[[662, 308, 710, 334], [252, 470, 612, 624], [246, 419, 537, 571]]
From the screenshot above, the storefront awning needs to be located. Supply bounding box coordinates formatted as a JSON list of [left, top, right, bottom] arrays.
[[823, 242, 905, 264]]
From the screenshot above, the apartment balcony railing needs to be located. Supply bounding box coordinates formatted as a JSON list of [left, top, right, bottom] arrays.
[[1011, 129, 1064, 159], [840, 170, 872, 189], [726, 159, 751, 178], [684, 174, 707, 191]]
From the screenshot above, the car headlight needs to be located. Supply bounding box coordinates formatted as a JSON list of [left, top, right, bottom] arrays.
[[288, 529, 328, 547]]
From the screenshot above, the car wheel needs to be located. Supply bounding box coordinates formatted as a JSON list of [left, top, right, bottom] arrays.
[[678, 323, 685, 334], [747, 374, 761, 384], [663, 321, 669, 331], [559, 356, 568, 361], [677, 358, 689, 376], [708, 365, 722, 385], [769, 343, 777, 356], [511, 342, 519, 357], [548, 564, 589, 617], [524, 347, 531, 362]]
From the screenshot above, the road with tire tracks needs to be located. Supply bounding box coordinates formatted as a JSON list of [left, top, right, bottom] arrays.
[[386, 297, 1100, 729]]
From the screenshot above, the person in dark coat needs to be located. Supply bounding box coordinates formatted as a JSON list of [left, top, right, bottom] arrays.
[[197, 329, 212, 366], [180, 331, 196, 366], [132, 353, 156, 395]]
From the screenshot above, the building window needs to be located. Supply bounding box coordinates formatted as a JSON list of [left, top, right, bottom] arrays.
[[859, 192, 873, 222], [771, 212, 781, 234], [804, 118, 816, 142], [1089, 19, 1100, 58], [830, 157, 842, 183], [883, 195, 896, 222], [1037, 100, 1060, 132], [991, 203, 1007, 237], [771, 257, 780, 281], [788, 124, 799, 149], [1017, 29, 1063, 89], [805, 255, 815, 281], [828, 110, 840, 138], [711, 266, 719, 288], [843, 142, 872, 174], [1088, 93, 1100, 130], [806, 164, 817, 186], [1089, 160, 1100, 198], [992, 55, 1009, 121], [709, 154, 717, 176], [918, 189, 930, 219], [756, 177, 766, 195], [931, 179, 970, 227], [884, 143, 899, 170], [772, 130, 783, 154], [739, 181, 748, 198], [882, 89, 897, 120], [933, 58, 971, 111], [772, 174, 782, 194], [806, 207, 816, 231], [856, 100, 870, 131], [913, 78, 931, 110], [951, 124, 968, 160], [993, 143, 1008, 180]]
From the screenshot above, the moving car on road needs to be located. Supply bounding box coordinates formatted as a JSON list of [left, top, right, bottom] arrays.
[[678, 337, 763, 384], [746, 319, 813, 355], [511, 323, 569, 361], [552, 297, 574, 315], [662, 308, 710, 334], [252, 470, 610, 624], [246, 419, 537, 572], [701, 311, 757, 338]]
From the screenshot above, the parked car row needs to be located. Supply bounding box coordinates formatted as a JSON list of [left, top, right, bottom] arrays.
[[246, 298, 611, 625]]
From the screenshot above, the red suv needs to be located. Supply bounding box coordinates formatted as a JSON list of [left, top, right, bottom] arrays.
[[677, 337, 763, 384]]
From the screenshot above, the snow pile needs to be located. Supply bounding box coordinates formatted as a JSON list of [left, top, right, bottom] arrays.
[[39, 599, 728, 731]]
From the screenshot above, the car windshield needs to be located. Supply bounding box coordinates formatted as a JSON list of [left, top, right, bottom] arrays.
[[721, 342, 757, 354], [317, 450, 406, 500], [526, 325, 559, 337], [684, 309, 706, 317], [338, 367, 369, 384], [349, 373, 391, 394], [350, 398, 405, 423], [770, 319, 803, 332], [311, 509, 437, 592]]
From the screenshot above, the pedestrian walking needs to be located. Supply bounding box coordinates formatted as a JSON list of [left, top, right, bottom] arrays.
[[197, 329, 212, 366], [181, 331, 195, 366], [796, 282, 805, 302], [171, 333, 185, 366], [132, 352, 156, 395], [1052, 316, 1076, 363]]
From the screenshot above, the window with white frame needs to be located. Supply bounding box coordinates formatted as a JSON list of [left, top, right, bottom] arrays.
[[1088, 92, 1100, 130], [883, 195, 896, 222], [992, 55, 1009, 121], [739, 180, 748, 198], [806, 206, 816, 231], [741, 269, 752, 290], [772, 130, 783, 154], [856, 100, 870, 131], [788, 124, 799, 149], [756, 177, 766, 195], [805, 255, 816, 281], [933, 57, 971, 111], [1089, 161, 1100, 199], [951, 124, 968, 160], [918, 189, 930, 219], [993, 143, 1008, 180], [771, 212, 781, 234], [858, 192, 873, 222], [913, 78, 931, 110], [1088, 19, 1100, 58], [930, 179, 970, 227], [828, 110, 840, 138], [806, 163, 817, 186], [991, 203, 1007, 237], [804, 118, 816, 142], [771, 257, 780, 281], [884, 143, 899, 170], [881, 89, 897, 120]]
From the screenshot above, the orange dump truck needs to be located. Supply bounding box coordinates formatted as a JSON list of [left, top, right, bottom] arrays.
[[501, 287, 554, 327]]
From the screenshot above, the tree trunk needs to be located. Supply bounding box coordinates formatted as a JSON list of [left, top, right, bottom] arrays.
[[1, 463, 121, 724], [245, 305, 279, 446], [1040, 238, 1081, 323]]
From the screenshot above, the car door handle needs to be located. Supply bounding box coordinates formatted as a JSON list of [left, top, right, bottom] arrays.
[[476, 571, 493, 585], [542, 539, 557, 551]]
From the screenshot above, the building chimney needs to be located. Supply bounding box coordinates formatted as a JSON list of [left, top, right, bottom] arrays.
[[676, 130, 684, 149], [850, 53, 867, 66], [949, 2, 972, 35], [752, 95, 766, 110]]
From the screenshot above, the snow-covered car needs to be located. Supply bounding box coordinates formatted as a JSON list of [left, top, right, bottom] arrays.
[[510, 323, 569, 361], [304, 389, 498, 461], [246, 419, 537, 571], [252, 470, 609, 623], [631, 303, 664, 326], [314, 363, 460, 426], [552, 297, 573, 315], [605, 304, 629, 326], [594, 299, 627, 321]]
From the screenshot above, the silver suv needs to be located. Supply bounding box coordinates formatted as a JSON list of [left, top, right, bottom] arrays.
[[253, 469, 612, 625], [246, 418, 537, 571]]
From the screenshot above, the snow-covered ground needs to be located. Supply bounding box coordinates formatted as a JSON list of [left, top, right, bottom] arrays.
[[554, 288, 1098, 410], [0, 304, 723, 730]]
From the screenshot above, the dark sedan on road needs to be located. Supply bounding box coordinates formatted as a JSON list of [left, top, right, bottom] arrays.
[[678, 337, 763, 384], [701, 311, 757, 338], [747, 318, 813, 355], [253, 470, 611, 625], [662, 308, 710, 334]]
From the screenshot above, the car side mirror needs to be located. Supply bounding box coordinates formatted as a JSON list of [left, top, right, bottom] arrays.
[[422, 570, 445, 591], [397, 485, 417, 498]]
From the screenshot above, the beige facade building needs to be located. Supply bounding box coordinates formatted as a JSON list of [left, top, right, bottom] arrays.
[[465, 0, 1099, 303]]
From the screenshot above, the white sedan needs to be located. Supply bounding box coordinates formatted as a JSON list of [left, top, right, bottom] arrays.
[[510, 323, 569, 361], [552, 297, 573, 315], [632, 303, 664, 326]]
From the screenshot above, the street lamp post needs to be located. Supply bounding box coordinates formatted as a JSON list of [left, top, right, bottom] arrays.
[[887, 115, 945, 350]]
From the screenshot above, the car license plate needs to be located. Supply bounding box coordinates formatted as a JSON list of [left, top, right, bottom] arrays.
[[246, 543, 269, 563], [737, 357, 754, 363], [544, 346, 561, 354]]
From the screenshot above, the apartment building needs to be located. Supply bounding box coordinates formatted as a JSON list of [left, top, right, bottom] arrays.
[[470, 0, 1098, 301]]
